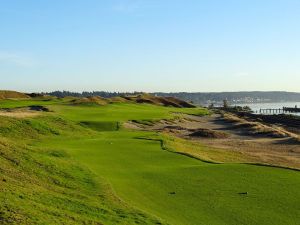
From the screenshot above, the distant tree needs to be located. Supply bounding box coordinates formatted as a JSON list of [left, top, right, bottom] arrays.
[[223, 99, 229, 108], [208, 103, 214, 109]]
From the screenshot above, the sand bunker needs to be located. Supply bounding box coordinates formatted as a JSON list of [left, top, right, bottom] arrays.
[[0, 110, 40, 118], [0, 106, 50, 118]]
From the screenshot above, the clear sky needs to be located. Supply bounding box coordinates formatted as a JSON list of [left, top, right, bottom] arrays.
[[0, 0, 299, 92]]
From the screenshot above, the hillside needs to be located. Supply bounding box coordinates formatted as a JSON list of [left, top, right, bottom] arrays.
[[0, 115, 166, 224], [71, 96, 110, 106], [65, 94, 195, 108], [0, 91, 30, 99], [123, 94, 196, 108], [0, 90, 195, 108]]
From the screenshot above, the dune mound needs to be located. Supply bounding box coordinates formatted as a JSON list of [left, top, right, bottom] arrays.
[[223, 113, 293, 138], [124, 94, 195, 108], [66, 93, 196, 108], [71, 96, 110, 106], [109, 96, 130, 103], [0, 90, 30, 99], [0, 108, 41, 118], [27, 93, 56, 100]]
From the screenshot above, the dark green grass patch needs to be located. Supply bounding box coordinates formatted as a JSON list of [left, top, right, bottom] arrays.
[[0, 99, 65, 109], [80, 121, 120, 131]]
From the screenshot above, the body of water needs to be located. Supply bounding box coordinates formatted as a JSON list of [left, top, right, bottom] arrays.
[[235, 102, 300, 115]]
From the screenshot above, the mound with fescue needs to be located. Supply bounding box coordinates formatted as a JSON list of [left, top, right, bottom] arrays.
[[223, 113, 295, 138], [71, 96, 110, 106], [108, 96, 129, 103], [69, 94, 196, 108], [0, 106, 49, 118], [0, 90, 30, 99], [124, 94, 196, 108], [27, 93, 57, 100]]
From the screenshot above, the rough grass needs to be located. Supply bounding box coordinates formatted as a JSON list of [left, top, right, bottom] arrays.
[[0, 110, 40, 118], [0, 90, 29, 99], [65, 93, 195, 108], [124, 94, 196, 108], [71, 96, 110, 106], [109, 96, 130, 103], [152, 134, 249, 163], [189, 128, 230, 139], [222, 113, 294, 138]]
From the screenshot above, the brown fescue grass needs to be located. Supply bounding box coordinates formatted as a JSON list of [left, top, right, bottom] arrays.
[[109, 96, 130, 103], [71, 96, 110, 106], [222, 113, 296, 138], [124, 93, 196, 108], [0, 111, 40, 118], [189, 128, 230, 139], [161, 133, 252, 163]]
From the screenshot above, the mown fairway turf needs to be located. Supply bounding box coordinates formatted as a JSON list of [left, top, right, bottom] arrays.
[[49, 103, 208, 122], [0, 98, 64, 108], [36, 103, 300, 225]]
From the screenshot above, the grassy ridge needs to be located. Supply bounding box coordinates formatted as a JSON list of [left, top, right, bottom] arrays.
[[0, 91, 29, 99]]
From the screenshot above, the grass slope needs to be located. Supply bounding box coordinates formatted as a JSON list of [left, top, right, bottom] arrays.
[[1, 99, 300, 225], [0, 91, 29, 99], [0, 115, 166, 224]]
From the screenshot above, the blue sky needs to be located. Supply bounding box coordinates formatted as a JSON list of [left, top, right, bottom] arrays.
[[0, 0, 299, 92]]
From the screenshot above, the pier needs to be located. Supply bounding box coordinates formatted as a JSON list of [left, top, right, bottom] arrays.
[[259, 106, 300, 115]]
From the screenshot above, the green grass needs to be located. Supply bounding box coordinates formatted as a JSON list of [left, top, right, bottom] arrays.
[[1, 99, 300, 225], [0, 115, 165, 225], [49, 102, 208, 122], [0, 98, 65, 109], [80, 121, 120, 131], [39, 131, 300, 225]]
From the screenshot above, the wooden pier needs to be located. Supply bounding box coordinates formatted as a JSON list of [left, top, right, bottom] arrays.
[[259, 106, 300, 115]]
